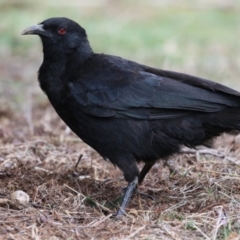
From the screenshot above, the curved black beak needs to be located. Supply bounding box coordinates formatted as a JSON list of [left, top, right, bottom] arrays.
[[21, 24, 45, 35]]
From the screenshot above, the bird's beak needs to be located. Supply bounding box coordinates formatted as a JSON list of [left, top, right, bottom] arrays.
[[21, 24, 45, 35]]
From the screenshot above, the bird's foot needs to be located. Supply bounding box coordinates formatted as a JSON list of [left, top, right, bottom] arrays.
[[114, 177, 138, 217], [121, 187, 154, 200]]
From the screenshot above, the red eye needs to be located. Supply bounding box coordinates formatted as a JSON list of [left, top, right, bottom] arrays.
[[58, 28, 66, 35]]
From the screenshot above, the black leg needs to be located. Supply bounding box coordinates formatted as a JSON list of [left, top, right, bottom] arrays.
[[138, 161, 156, 185], [115, 176, 138, 217], [75, 154, 83, 169]]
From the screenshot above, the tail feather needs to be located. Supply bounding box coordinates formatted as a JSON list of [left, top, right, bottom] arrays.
[[207, 108, 240, 130], [158, 107, 240, 150]]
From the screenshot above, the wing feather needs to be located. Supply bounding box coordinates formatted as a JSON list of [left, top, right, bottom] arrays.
[[68, 56, 240, 119]]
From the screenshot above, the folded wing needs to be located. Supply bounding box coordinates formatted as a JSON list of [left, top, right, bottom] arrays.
[[69, 61, 240, 120]]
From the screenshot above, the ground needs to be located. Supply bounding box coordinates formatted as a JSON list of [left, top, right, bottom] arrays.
[[0, 1, 240, 239]]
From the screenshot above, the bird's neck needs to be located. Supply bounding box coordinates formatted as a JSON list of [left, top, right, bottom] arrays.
[[38, 41, 93, 94], [38, 52, 66, 96], [71, 40, 94, 64]]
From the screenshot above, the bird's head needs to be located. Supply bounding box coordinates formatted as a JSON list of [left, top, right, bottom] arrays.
[[22, 17, 92, 58]]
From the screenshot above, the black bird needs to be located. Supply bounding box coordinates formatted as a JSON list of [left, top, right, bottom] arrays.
[[22, 17, 240, 216]]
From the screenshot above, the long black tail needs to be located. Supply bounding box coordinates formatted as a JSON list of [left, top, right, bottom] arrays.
[[207, 107, 240, 131], [157, 107, 240, 150]]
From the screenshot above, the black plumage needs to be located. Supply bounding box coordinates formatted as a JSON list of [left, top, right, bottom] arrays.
[[22, 17, 240, 216]]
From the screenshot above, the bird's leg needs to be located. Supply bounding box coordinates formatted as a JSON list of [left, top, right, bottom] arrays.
[[130, 161, 156, 201], [120, 161, 156, 202], [75, 154, 83, 168], [138, 161, 156, 184], [115, 176, 138, 217]]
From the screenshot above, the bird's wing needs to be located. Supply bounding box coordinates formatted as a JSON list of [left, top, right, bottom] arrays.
[[69, 67, 240, 120], [143, 65, 240, 97]]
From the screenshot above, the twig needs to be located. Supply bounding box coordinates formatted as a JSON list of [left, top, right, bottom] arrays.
[[24, 88, 33, 135], [87, 214, 112, 227], [181, 148, 237, 163], [34, 167, 52, 174], [75, 154, 83, 169], [123, 225, 146, 240], [199, 202, 226, 213], [0, 198, 10, 204], [63, 184, 112, 213], [192, 223, 211, 240], [198, 169, 240, 178], [162, 201, 187, 214], [212, 206, 225, 240], [162, 223, 182, 240]]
